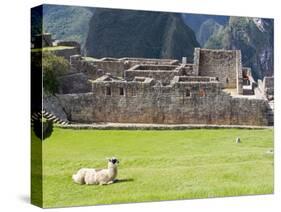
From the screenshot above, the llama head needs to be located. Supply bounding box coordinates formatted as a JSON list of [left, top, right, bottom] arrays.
[[107, 157, 119, 167]]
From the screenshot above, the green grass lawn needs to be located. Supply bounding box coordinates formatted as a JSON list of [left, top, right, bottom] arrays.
[[40, 128, 273, 208]]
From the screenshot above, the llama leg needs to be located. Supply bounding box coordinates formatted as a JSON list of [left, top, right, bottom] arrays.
[[99, 181, 106, 185]]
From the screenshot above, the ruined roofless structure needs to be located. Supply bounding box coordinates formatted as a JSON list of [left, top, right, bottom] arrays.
[[44, 48, 274, 126]]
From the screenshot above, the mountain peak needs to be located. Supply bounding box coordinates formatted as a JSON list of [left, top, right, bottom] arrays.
[[85, 8, 200, 61]]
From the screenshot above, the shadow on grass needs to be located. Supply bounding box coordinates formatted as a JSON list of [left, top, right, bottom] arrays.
[[114, 178, 134, 184]]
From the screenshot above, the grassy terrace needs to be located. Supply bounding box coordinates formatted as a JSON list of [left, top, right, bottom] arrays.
[[31, 46, 75, 53], [83, 56, 98, 61], [36, 128, 273, 207]]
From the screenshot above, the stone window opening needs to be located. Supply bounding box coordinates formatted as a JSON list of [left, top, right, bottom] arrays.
[[119, 87, 124, 96], [216, 77, 219, 81], [185, 89, 191, 97], [106, 87, 111, 96], [226, 77, 229, 84]]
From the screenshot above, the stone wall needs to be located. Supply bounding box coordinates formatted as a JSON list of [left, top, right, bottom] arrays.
[[70, 56, 126, 79], [57, 73, 91, 94], [93, 61, 126, 77], [124, 65, 179, 84], [229, 97, 268, 125], [195, 48, 242, 91], [70, 56, 182, 80], [33, 33, 53, 48], [56, 81, 269, 126], [57, 93, 94, 123], [43, 95, 68, 121], [258, 76, 274, 98], [44, 50, 271, 126], [264, 77, 274, 89], [56, 41, 81, 50], [193, 48, 200, 76], [52, 47, 80, 60], [235, 50, 243, 94], [125, 70, 178, 84], [124, 64, 196, 84], [180, 64, 196, 75], [119, 57, 179, 65]]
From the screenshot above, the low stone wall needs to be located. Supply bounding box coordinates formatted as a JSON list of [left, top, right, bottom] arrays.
[[58, 123, 272, 130], [56, 83, 269, 126], [180, 64, 196, 75], [94, 61, 125, 77], [70, 56, 126, 79], [57, 41, 80, 50], [229, 97, 269, 125], [119, 57, 179, 65], [52, 47, 80, 60], [70, 56, 182, 80], [125, 70, 179, 84]]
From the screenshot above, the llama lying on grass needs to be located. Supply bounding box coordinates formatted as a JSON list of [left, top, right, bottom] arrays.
[[72, 157, 119, 185]]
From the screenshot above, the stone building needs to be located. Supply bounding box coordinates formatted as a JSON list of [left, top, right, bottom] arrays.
[[45, 48, 274, 126]]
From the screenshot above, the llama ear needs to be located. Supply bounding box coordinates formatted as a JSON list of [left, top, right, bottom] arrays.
[[106, 157, 111, 161]]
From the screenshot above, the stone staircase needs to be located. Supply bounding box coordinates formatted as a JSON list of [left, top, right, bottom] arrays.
[[31, 110, 69, 125]]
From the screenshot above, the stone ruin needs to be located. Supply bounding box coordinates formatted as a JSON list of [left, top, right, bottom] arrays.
[[44, 48, 274, 126], [31, 33, 81, 59]]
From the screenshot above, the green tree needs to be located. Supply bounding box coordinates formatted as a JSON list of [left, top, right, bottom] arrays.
[[42, 51, 69, 94]]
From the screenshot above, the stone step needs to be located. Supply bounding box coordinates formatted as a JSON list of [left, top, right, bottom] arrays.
[[32, 110, 69, 126], [43, 111, 69, 125], [48, 116, 57, 121]]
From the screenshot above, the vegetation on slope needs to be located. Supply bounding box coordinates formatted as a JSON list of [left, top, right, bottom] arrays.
[[42, 5, 93, 48], [42, 52, 69, 94]]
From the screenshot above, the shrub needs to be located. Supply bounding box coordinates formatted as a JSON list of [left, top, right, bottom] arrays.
[[42, 51, 69, 94]]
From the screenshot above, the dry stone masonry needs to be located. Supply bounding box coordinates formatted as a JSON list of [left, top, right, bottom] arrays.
[[45, 47, 274, 126]]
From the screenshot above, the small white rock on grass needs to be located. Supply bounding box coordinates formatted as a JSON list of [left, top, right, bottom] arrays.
[[236, 137, 241, 144], [266, 149, 274, 154]]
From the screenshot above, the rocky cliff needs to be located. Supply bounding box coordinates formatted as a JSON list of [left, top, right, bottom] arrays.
[[182, 14, 228, 46], [205, 17, 273, 79], [196, 18, 223, 46], [85, 8, 200, 61]]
